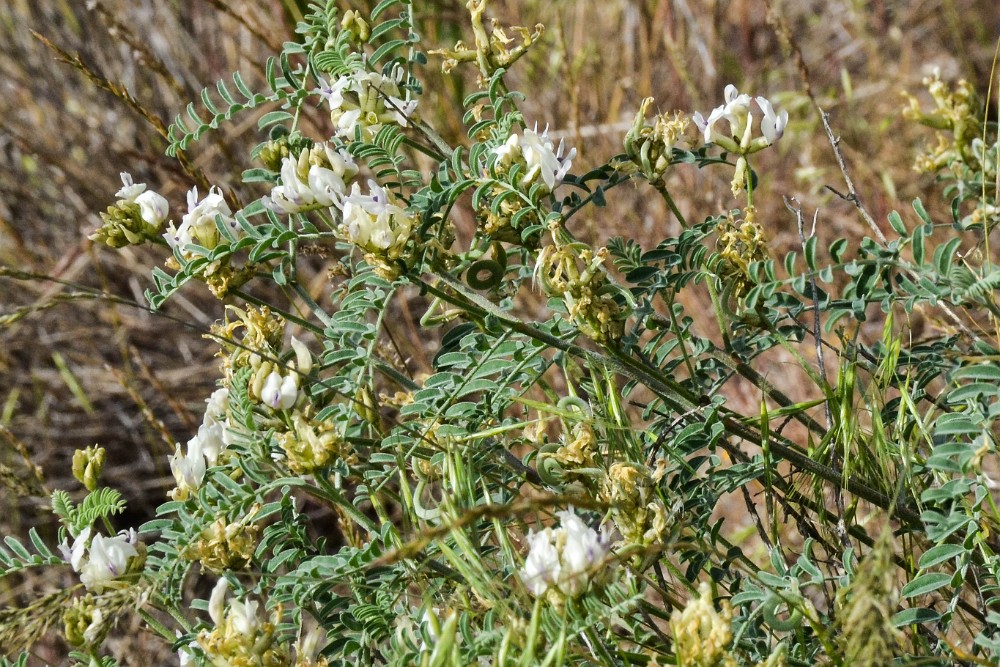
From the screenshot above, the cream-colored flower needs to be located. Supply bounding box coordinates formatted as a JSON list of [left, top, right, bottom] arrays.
[[670, 582, 737, 667], [339, 181, 415, 254], [170, 436, 207, 500], [269, 143, 359, 214]]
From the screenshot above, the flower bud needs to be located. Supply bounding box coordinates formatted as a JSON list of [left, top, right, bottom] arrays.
[[341, 10, 370, 41], [72, 445, 106, 491]]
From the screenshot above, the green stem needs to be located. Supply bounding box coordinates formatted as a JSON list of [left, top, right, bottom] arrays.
[[652, 178, 688, 228]]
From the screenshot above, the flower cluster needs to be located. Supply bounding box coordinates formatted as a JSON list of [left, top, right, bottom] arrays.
[[520, 508, 609, 599], [493, 126, 575, 193], [60, 526, 141, 593], [268, 142, 359, 214], [62, 595, 107, 648], [535, 222, 627, 344], [71, 444, 105, 492], [169, 388, 232, 501], [317, 68, 417, 142], [193, 578, 287, 667], [339, 180, 417, 277], [669, 582, 738, 667], [90, 173, 169, 248], [693, 85, 787, 154], [600, 462, 670, 546], [184, 514, 261, 573]]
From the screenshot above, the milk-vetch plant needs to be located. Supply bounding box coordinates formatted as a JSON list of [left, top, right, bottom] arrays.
[[5, 2, 1000, 666]]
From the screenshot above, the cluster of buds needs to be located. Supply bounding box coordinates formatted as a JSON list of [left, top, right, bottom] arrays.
[[624, 98, 690, 181], [267, 142, 359, 214], [169, 388, 232, 501], [184, 514, 261, 573], [72, 444, 106, 492], [195, 579, 287, 667], [60, 526, 143, 593], [669, 582, 738, 667], [90, 173, 169, 248], [62, 595, 107, 648], [694, 85, 787, 196], [339, 9, 370, 43], [599, 462, 669, 546], [317, 67, 417, 142], [256, 129, 315, 173], [535, 221, 627, 344], [520, 507, 609, 600], [339, 179, 417, 278], [714, 209, 768, 301]]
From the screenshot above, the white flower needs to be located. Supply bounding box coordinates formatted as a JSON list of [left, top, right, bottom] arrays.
[[116, 172, 147, 201], [524, 128, 575, 191], [135, 190, 169, 228], [208, 577, 261, 637], [60, 525, 92, 571], [317, 69, 417, 140], [164, 186, 236, 251], [756, 95, 788, 145], [77, 529, 139, 592], [196, 388, 230, 466], [170, 436, 207, 498], [694, 85, 752, 150], [116, 173, 169, 228], [493, 133, 521, 168], [270, 155, 318, 213], [228, 598, 261, 636], [694, 85, 786, 154], [261, 370, 298, 410], [521, 528, 563, 597], [494, 127, 575, 192], [520, 508, 609, 598]]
